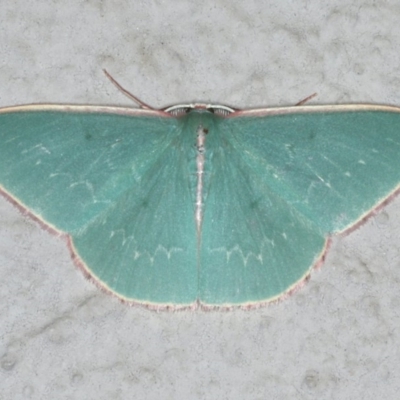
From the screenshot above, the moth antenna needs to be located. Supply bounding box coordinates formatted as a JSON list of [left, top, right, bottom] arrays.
[[295, 93, 318, 106], [103, 69, 154, 110]]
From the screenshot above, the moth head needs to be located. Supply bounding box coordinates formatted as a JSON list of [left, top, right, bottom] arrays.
[[163, 103, 236, 117]]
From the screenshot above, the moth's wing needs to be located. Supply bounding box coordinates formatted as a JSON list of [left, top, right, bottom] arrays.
[[200, 107, 400, 306], [0, 107, 197, 306]]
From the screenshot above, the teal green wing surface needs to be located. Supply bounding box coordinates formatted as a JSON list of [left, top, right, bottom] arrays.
[[0, 106, 197, 306], [199, 107, 400, 306]]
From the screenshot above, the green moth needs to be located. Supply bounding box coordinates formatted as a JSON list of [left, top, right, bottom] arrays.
[[1, 99, 400, 309]]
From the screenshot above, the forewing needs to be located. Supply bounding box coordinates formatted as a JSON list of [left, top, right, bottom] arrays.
[[225, 108, 400, 232]]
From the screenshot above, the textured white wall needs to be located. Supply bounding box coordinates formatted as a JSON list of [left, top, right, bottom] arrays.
[[1, 1, 400, 399]]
